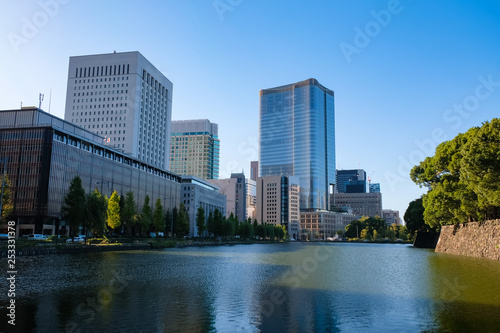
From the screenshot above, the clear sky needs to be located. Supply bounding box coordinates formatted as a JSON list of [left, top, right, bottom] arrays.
[[1, 0, 500, 222]]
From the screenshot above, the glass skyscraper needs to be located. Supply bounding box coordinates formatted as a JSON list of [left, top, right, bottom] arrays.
[[259, 78, 335, 211]]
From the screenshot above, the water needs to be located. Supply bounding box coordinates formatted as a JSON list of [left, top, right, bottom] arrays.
[[1, 242, 500, 332]]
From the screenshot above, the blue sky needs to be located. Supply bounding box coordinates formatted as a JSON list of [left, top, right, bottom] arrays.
[[1, 0, 500, 221]]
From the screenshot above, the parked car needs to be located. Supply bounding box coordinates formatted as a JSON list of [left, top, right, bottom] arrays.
[[66, 235, 86, 244], [27, 234, 47, 240]]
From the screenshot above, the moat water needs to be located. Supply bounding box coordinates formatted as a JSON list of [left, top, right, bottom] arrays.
[[1, 242, 500, 332]]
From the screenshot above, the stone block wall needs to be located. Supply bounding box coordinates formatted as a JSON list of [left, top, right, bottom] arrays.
[[435, 220, 500, 260]]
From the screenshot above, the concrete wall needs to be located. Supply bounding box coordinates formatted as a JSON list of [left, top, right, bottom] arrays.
[[435, 220, 500, 260]]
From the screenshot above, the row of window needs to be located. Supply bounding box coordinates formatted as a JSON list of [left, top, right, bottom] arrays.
[[75, 64, 130, 78]]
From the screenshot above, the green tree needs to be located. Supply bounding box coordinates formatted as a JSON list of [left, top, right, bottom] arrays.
[[404, 198, 428, 238], [410, 120, 500, 228], [196, 206, 206, 237], [213, 208, 224, 238], [1, 173, 13, 223], [62, 176, 86, 237], [85, 189, 107, 237], [141, 195, 152, 236], [121, 192, 137, 236], [107, 190, 121, 233], [152, 198, 164, 233], [345, 220, 364, 239], [176, 203, 189, 236], [206, 211, 215, 237]]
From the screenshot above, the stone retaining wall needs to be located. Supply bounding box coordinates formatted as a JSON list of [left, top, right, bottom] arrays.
[[435, 220, 500, 260]]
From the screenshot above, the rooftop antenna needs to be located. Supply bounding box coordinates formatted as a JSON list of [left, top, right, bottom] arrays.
[[39, 93, 44, 109], [20, 102, 22, 108], [48, 89, 52, 114]]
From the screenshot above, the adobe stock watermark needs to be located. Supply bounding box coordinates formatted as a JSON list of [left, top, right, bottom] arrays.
[[64, 270, 133, 333], [213, 0, 243, 21], [339, 0, 411, 63], [7, 0, 71, 53], [260, 245, 334, 318], [441, 277, 467, 302], [384, 74, 500, 191]]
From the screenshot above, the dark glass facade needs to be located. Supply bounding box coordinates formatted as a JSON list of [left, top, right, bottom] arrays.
[[259, 79, 335, 211], [0, 108, 180, 236]]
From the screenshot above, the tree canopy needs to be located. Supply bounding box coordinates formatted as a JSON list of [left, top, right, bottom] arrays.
[[62, 176, 86, 236], [410, 118, 500, 228], [107, 191, 121, 231]]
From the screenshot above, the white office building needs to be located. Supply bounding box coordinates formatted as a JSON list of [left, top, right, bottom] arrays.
[[64, 51, 173, 170]]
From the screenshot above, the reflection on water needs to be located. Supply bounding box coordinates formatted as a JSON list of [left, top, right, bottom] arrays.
[[1, 243, 499, 332]]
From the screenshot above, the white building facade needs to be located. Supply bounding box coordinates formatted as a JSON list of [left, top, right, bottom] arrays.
[[64, 51, 173, 170]]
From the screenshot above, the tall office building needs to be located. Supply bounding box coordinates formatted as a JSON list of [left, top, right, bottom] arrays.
[[336, 169, 367, 193], [170, 119, 220, 179], [64, 51, 173, 170], [259, 78, 335, 211], [250, 161, 259, 181]]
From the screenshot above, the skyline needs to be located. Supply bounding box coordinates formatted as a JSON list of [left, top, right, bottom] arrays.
[[1, 0, 500, 221]]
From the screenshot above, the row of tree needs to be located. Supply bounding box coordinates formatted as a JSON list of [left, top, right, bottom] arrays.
[[62, 176, 189, 237], [63, 176, 288, 240], [344, 216, 408, 241], [410, 118, 500, 228]]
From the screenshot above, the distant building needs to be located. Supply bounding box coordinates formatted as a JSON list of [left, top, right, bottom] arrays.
[[333, 193, 382, 218], [0, 108, 180, 237], [369, 183, 380, 193], [336, 169, 367, 193], [180, 176, 226, 237], [170, 119, 220, 180], [300, 211, 357, 240], [259, 78, 335, 211], [256, 175, 300, 239], [207, 173, 246, 222], [64, 51, 173, 170], [250, 161, 259, 181], [246, 178, 257, 221], [382, 209, 401, 226]]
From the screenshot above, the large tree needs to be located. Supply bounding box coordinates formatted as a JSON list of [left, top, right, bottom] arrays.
[[206, 211, 215, 237], [141, 195, 152, 236], [410, 118, 500, 228], [176, 203, 189, 236], [85, 189, 107, 237], [107, 191, 121, 233], [152, 198, 164, 233], [121, 192, 137, 236], [196, 206, 206, 237], [404, 198, 428, 238], [62, 176, 86, 237]]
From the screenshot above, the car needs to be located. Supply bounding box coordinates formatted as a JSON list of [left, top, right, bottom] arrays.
[[0, 233, 9, 240], [66, 235, 86, 244], [27, 234, 48, 240]]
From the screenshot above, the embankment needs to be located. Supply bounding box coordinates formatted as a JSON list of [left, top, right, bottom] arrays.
[[435, 220, 500, 260]]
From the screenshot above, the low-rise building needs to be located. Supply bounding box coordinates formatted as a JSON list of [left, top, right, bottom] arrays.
[[300, 210, 358, 240], [256, 175, 300, 239], [333, 192, 383, 218], [382, 209, 401, 226], [0, 107, 181, 237], [207, 173, 246, 222], [180, 176, 226, 237]]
